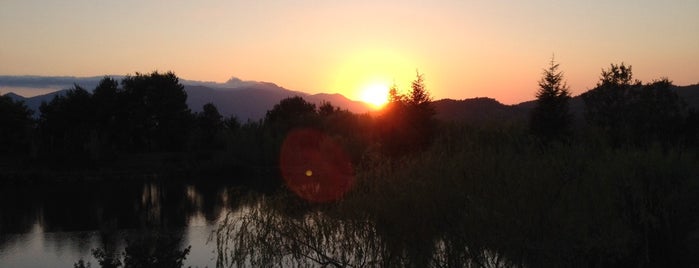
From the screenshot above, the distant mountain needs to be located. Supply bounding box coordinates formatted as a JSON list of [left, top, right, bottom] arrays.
[[185, 85, 373, 121], [0, 75, 112, 90], [3, 90, 68, 116], [0, 75, 373, 121], [3, 92, 24, 102], [0, 75, 260, 90]]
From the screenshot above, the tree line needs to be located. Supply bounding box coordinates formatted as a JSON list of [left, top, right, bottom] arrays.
[[530, 60, 698, 147], [0, 71, 435, 182], [0, 63, 697, 176]]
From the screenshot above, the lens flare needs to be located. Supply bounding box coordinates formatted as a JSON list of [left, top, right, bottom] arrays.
[[279, 128, 355, 203]]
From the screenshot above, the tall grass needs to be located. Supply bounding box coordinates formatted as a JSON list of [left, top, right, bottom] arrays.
[[216, 124, 699, 267]]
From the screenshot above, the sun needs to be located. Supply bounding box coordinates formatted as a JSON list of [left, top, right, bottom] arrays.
[[360, 83, 389, 108]]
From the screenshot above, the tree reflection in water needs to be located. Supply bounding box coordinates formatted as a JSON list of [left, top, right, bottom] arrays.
[[75, 231, 191, 268], [0, 180, 246, 267]]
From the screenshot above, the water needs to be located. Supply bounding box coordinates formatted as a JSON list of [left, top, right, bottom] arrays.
[[0, 180, 244, 267]]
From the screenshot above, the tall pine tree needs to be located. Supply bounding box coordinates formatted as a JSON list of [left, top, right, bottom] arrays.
[[530, 57, 572, 142]]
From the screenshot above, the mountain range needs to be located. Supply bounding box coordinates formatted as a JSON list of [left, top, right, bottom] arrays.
[[2, 75, 698, 124], [0, 76, 373, 121]]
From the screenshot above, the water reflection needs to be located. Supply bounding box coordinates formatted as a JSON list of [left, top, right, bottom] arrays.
[[0, 180, 245, 267]]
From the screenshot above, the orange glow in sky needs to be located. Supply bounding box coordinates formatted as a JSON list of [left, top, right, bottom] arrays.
[[1, 1, 697, 104]]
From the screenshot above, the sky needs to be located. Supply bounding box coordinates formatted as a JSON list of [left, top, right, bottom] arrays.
[[1, 0, 698, 104]]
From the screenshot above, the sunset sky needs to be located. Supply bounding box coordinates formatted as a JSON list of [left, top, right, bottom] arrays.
[[1, 0, 697, 104]]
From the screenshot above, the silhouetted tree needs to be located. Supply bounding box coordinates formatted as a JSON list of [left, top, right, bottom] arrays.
[[234, 96, 320, 189], [264, 96, 318, 135], [92, 77, 124, 155], [529, 57, 572, 142], [120, 71, 191, 152], [407, 71, 432, 108], [223, 115, 241, 132], [582, 63, 641, 145], [377, 71, 436, 155], [387, 83, 403, 103], [583, 63, 639, 128], [406, 71, 436, 148], [627, 78, 686, 146], [194, 103, 224, 151], [93, 77, 120, 102], [316, 102, 371, 162], [198, 103, 223, 132], [38, 85, 97, 160], [0, 94, 34, 155], [583, 64, 689, 146], [318, 101, 340, 117]]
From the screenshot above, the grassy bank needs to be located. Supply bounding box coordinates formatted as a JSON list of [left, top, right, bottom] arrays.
[[216, 124, 699, 267]]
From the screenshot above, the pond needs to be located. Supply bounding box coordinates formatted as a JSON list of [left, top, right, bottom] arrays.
[[0, 180, 244, 267]]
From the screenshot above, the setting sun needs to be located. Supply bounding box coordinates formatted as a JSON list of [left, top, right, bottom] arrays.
[[360, 83, 389, 108]]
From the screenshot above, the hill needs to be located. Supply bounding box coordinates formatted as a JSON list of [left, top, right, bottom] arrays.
[[676, 84, 699, 110], [431, 84, 699, 125], [432, 97, 527, 125], [185, 85, 372, 121]]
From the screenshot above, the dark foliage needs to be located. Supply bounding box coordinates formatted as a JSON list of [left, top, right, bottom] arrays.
[[530, 57, 572, 142], [582, 63, 690, 147], [626, 78, 686, 146], [265, 96, 318, 133], [38, 85, 97, 161], [377, 71, 436, 155], [582, 63, 640, 134], [120, 72, 191, 152], [75, 232, 191, 268], [192, 102, 225, 151], [0, 94, 34, 154], [218, 124, 699, 267], [36, 72, 192, 157]]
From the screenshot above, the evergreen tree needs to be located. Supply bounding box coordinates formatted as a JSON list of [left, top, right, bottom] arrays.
[[407, 71, 432, 108], [530, 57, 572, 142], [377, 71, 436, 155], [407, 71, 436, 148], [387, 82, 403, 104]]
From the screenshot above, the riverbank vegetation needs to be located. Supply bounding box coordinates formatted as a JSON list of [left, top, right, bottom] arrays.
[[217, 125, 699, 267], [214, 62, 699, 267]]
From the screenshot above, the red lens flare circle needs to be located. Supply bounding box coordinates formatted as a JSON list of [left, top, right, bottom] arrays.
[[279, 128, 355, 203]]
